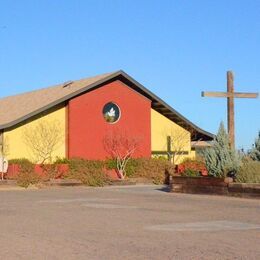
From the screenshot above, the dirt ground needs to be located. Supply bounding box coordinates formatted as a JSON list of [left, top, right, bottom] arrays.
[[0, 185, 259, 259]]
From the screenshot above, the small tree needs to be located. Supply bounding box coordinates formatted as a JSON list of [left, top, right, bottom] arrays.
[[167, 128, 190, 165], [0, 135, 9, 180], [103, 131, 141, 179], [202, 122, 241, 177], [23, 119, 63, 164], [0, 136, 9, 158], [249, 131, 260, 161]]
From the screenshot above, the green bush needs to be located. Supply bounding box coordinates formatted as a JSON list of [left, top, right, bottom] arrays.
[[66, 158, 109, 186], [152, 155, 168, 161], [236, 161, 260, 183], [53, 157, 70, 164], [105, 158, 139, 178], [182, 168, 201, 177]]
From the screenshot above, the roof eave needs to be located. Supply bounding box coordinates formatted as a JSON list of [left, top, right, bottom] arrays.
[[0, 70, 214, 141], [117, 71, 214, 141], [0, 71, 122, 130]]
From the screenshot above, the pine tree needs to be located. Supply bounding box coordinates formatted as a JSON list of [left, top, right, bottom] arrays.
[[249, 131, 260, 161], [202, 122, 241, 177]]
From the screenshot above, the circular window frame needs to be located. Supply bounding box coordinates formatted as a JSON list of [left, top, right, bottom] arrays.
[[102, 102, 121, 124]]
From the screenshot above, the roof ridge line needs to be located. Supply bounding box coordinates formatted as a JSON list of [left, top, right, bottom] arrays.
[[0, 71, 119, 101]]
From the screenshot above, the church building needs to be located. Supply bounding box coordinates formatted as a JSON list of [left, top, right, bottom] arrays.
[[0, 70, 213, 163]]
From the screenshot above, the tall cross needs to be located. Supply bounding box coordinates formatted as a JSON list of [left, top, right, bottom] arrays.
[[202, 71, 259, 149]]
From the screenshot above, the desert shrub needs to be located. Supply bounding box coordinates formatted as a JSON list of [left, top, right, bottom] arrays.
[[249, 131, 260, 161], [8, 158, 32, 164], [152, 155, 168, 161], [66, 158, 109, 186], [17, 170, 41, 188], [132, 158, 174, 184], [105, 157, 174, 184], [182, 168, 201, 177], [105, 159, 117, 171], [39, 164, 57, 180], [105, 158, 174, 184], [177, 158, 207, 176], [105, 158, 139, 178], [12, 159, 41, 188], [236, 161, 260, 183], [39, 157, 70, 180], [53, 157, 70, 164], [103, 131, 141, 179]]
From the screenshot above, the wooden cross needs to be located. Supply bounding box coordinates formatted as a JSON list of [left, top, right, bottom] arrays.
[[202, 71, 259, 149]]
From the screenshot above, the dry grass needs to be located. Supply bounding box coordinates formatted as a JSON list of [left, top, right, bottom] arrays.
[[236, 161, 260, 183]]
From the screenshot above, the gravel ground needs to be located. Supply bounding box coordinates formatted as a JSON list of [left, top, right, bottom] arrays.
[[0, 185, 259, 260]]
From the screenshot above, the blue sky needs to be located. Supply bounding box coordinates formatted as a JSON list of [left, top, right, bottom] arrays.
[[0, 0, 259, 149]]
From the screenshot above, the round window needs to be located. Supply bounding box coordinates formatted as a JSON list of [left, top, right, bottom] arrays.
[[103, 102, 121, 123]]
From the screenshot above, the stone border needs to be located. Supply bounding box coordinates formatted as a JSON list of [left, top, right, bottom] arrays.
[[170, 176, 260, 199], [228, 183, 260, 198], [170, 176, 228, 195]]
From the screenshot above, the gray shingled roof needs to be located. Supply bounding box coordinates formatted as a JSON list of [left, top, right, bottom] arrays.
[[0, 70, 214, 140]]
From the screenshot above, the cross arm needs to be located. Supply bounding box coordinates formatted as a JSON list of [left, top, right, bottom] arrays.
[[201, 91, 259, 98]]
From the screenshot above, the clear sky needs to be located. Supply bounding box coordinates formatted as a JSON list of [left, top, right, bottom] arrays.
[[0, 0, 259, 150]]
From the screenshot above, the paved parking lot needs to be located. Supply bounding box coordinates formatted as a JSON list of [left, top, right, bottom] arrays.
[[0, 185, 259, 259]]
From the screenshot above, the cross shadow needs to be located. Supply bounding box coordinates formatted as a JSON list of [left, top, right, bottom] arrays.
[[155, 185, 171, 193]]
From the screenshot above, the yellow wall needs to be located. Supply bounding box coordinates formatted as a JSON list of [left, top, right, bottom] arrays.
[[190, 150, 196, 159], [3, 105, 66, 163], [3, 105, 195, 164], [151, 109, 194, 164]]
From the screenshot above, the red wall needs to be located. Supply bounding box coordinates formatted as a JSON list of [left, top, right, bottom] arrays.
[[68, 80, 151, 160]]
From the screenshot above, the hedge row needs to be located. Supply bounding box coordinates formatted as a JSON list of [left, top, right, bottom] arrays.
[[6, 157, 175, 187]]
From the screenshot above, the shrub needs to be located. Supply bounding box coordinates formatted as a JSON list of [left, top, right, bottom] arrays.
[[105, 157, 174, 184], [38, 157, 70, 180], [201, 122, 241, 177], [53, 157, 70, 164], [66, 158, 109, 186], [103, 131, 141, 179], [105, 158, 174, 183], [177, 158, 208, 176], [131, 158, 174, 184], [236, 161, 260, 183], [105, 158, 139, 178], [182, 168, 201, 177], [38, 164, 57, 180], [249, 131, 260, 161], [12, 159, 41, 188], [8, 158, 32, 164], [17, 171, 41, 188]]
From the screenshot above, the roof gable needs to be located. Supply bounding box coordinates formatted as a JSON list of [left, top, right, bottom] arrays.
[[0, 70, 214, 140]]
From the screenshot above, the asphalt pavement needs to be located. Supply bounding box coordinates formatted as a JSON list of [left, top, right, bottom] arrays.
[[0, 185, 259, 259]]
